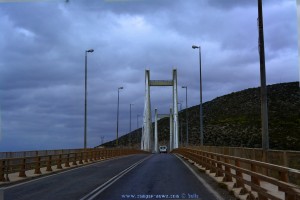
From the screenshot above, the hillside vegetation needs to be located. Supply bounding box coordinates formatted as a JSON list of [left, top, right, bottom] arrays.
[[102, 82, 300, 151]]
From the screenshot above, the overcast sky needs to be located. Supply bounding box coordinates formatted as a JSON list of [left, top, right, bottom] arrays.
[[0, 0, 298, 151]]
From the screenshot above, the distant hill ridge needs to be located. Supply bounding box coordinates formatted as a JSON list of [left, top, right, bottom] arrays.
[[102, 82, 300, 151]]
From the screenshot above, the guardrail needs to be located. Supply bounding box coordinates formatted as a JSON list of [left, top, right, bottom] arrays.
[[0, 148, 147, 182], [173, 148, 300, 200], [0, 149, 85, 159], [189, 146, 300, 170]]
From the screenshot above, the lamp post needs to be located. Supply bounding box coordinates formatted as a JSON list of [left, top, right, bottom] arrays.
[[192, 45, 204, 146], [258, 0, 269, 150], [84, 49, 94, 149], [130, 104, 134, 132], [129, 103, 134, 146], [116, 86, 123, 146], [182, 86, 188, 146], [137, 114, 140, 129], [178, 102, 183, 146]]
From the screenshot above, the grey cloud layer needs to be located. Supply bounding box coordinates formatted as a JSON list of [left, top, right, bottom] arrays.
[[0, 0, 298, 151]]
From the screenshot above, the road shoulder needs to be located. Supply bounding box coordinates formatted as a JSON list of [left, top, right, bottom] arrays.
[[175, 154, 237, 200]]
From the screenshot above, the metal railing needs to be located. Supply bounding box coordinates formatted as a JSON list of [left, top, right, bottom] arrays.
[[0, 148, 147, 182], [173, 148, 300, 200]]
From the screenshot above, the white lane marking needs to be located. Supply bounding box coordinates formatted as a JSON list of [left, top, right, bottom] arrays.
[[80, 155, 152, 200], [2, 154, 136, 190], [175, 154, 224, 200]]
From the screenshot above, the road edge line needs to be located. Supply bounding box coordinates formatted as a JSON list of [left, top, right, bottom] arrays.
[[175, 154, 224, 200]]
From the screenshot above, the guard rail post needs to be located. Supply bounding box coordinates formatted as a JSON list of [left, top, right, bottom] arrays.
[[34, 156, 42, 174], [99, 149, 102, 159], [88, 150, 92, 162], [106, 149, 109, 158], [57, 154, 62, 169], [223, 157, 232, 182], [250, 163, 259, 185], [99, 150, 103, 159], [203, 151, 209, 170], [84, 151, 88, 163], [46, 155, 52, 172], [111, 150, 114, 157], [79, 152, 83, 164], [19, 158, 26, 177], [210, 153, 216, 174], [277, 169, 289, 197], [215, 155, 223, 177], [5, 160, 10, 181], [234, 159, 247, 195], [96, 150, 99, 160], [234, 160, 244, 188], [192, 149, 200, 165], [72, 153, 77, 166], [278, 170, 294, 200], [94, 150, 97, 160], [103, 149, 107, 159], [65, 154, 70, 167], [250, 163, 268, 200], [92, 150, 96, 161], [0, 160, 5, 181]]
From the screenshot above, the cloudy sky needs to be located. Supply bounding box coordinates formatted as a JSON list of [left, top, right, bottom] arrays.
[[0, 0, 298, 151]]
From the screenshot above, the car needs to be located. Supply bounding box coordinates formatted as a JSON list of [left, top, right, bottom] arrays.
[[159, 145, 167, 153]]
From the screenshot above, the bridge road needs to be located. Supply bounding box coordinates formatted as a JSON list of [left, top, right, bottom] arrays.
[[84, 154, 223, 200], [3, 154, 225, 200]]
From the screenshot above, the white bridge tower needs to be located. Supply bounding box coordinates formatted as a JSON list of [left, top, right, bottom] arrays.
[[141, 69, 179, 152]]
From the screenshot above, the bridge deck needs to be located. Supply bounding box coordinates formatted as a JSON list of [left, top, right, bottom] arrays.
[[1, 154, 231, 200]]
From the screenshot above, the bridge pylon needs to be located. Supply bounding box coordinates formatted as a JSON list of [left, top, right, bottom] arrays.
[[141, 69, 179, 152]]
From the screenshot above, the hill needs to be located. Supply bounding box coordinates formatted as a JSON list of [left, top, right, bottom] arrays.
[[102, 82, 300, 150]]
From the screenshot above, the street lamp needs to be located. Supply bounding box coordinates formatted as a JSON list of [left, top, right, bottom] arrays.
[[258, 0, 269, 150], [116, 86, 123, 146], [182, 86, 188, 146], [84, 48, 94, 149], [177, 102, 183, 146], [192, 45, 204, 146], [129, 103, 134, 132], [129, 103, 134, 146], [137, 114, 140, 129]]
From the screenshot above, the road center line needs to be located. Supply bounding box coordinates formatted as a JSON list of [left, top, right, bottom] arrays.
[[80, 155, 152, 200]]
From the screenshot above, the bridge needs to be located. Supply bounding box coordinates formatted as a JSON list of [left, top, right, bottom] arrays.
[[0, 72, 299, 200], [0, 74, 299, 200], [0, 147, 299, 200], [0, 0, 299, 199]]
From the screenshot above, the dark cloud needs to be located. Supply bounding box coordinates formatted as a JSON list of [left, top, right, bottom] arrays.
[[0, 0, 298, 151]]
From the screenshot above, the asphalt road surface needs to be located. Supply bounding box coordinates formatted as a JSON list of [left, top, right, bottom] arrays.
[[2, 154, 224, 200]]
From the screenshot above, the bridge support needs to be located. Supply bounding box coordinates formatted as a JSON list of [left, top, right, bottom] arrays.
[[154, 108, 158, 153], [141, 69, 179, 152], [141, 70, 152, 151], [169, 108, 173, 151], [154, 110, 174, 153]]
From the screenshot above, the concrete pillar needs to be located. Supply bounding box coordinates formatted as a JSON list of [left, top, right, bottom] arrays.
[[154, 108, 158, 153], [169, 107, 173, 151], [141, 70, 152, 152], [173, 69, 179, 149]]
